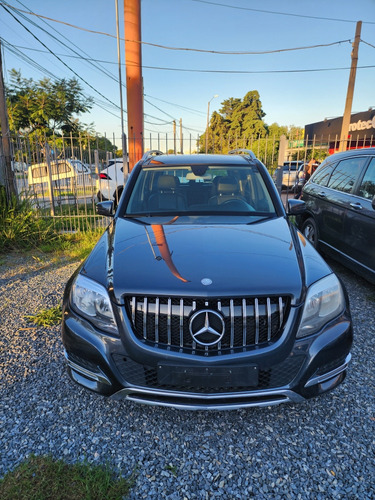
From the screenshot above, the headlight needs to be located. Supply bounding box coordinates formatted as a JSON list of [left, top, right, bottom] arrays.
[[70, 274, 118, 335], [297, 274, 345, 338]]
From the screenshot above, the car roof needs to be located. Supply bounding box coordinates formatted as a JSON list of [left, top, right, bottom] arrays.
[[324, 147, 375, 163], [142, 153, 257, 167]]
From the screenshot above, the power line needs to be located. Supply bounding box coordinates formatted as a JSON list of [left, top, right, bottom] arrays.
[[134, 62, 375, 75], [190, 0, 375, 25], [361, 39, 375, 49], [8, 1, 185, 129], [13, 0, 125, 90], [1, 4, 122, 112], [0, 3, 356, 54], [3, 38, 123, 120], [7, 40, 372, 76]]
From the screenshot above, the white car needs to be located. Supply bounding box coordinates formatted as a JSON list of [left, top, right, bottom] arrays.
[[96, 159, 127, 204], [273, 161, 305, 191]]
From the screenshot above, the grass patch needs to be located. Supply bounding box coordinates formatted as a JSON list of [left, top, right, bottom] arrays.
[[49, 230, 103, 261], [25, 305, 62, 327], [0, 455, 134, 500], [0, 188, 103, 260]]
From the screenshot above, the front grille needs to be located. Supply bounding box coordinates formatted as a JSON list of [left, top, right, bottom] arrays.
[[125, 295, 290, 356]]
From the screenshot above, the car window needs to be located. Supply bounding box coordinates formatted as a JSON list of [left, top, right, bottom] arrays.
[[283, 163, 299, 171], [310, 161, 336, 187], [126, 165, 276, 215], [357, 158, 375, 200], [328, 157, 368, 193]]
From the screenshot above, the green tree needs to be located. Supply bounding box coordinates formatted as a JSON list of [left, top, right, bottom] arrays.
[[6, 69, 93, 136], [200, 91, 268, 153]]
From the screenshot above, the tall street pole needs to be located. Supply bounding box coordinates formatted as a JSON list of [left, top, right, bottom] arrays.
[[115, 0, 128, 177], [124, 0, 144, 170], [339, 21, 362, 152], [205, 94, 218, 154]]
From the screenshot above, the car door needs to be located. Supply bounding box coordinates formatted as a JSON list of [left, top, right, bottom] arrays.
[[343, 156, 375, 276], [313, 156, 368, 251]]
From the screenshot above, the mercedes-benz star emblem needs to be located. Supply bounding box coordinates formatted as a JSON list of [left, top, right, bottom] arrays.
[[189, 310, 225, 346], [201, 278, 212, 286]]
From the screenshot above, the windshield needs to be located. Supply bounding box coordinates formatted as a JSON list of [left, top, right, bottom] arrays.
[[125, 164, 276, 216]]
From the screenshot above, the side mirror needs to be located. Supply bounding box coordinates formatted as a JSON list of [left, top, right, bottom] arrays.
[[287, 199, 306, 216], [372, 195, 375, 211], [96, 201, 114, 217]]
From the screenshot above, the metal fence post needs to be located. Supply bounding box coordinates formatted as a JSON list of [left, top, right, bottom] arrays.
[[45, 143, 56, 216], [275, 135, 287, 194]]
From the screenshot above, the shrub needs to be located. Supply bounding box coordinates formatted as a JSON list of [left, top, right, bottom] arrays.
[[0, 188, 58, 252]]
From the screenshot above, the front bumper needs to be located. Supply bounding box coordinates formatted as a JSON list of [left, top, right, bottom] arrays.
[[62, 308, 352, 410]]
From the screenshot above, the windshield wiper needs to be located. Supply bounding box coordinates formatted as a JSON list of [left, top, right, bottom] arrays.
[[246, 215, 276, 225]]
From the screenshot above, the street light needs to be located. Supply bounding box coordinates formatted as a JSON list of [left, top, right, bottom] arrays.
[[205, 94, 219, 154]]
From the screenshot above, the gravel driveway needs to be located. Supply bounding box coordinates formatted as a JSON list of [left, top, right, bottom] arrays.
[[1, 254, 374, 499]]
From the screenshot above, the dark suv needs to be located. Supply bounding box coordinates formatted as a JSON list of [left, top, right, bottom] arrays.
[[299, 148, 375, 284], [62, 150, 352, 410]]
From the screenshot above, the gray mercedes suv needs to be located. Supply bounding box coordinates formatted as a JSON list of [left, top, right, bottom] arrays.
[[62, 150, 352, 410]]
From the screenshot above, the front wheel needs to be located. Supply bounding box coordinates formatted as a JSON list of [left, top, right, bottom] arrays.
[[301, 217, 318, 248]]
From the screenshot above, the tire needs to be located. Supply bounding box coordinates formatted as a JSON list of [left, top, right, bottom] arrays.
[[301, 217, 318, 249]]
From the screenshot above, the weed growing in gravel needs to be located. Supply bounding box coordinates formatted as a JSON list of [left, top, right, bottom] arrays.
[[0, 455, 135, 500], [25, 305, 63, 327]]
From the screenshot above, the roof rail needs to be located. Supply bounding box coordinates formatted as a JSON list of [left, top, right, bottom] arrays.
[[228, 149, 256, 160], [140, 150, 164, 162]]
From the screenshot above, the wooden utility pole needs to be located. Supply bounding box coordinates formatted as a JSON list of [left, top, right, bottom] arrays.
[[339, 21, 362, 152], [0, 40, 16, 198], [180, 118, 183, 154], [124, 0, 144, 170]]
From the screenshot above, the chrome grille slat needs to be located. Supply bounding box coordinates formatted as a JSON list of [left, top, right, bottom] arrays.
[[242, 299, 246, 348], [279, 297, 284, 327], [155, 297, 159, 343], [143, 297, 148, 340], [255, 298, 259, 345], [179, 299, 184, 348], [167, 298, 171, 345], [128, 295, 289, 356], [267, 297, 271, 342], [230, 299, 234, 349]]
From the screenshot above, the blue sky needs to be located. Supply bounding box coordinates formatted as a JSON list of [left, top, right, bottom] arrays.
[[1, 0, 374, 145]]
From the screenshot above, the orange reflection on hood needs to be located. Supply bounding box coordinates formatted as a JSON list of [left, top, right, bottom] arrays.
[[150, 224, 190, 283]]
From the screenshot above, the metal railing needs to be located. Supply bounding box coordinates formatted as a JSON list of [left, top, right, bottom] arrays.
[[3, 131, 373, 233]]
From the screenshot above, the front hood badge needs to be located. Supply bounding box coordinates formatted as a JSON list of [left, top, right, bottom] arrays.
[[201, 278, 212, 286]]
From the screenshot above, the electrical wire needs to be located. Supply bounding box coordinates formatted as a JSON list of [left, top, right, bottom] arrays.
[[8, 40, 372, 76], [13, 0, 126, 90], [5, 3, 187, 128], [133, 62, 375, 75], [0, 4, 122, 112], [190, 0, 375, 25], [361, 39, 375, 49], [0, 2, 356, 54]]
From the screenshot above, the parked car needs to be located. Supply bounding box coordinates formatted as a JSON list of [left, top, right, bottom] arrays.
[[273, 161, 305, 191], [62, 149, 352, 410], [11, 161, 28, 173], [28, 159, 91, 186], [96, 158, 127, 204], [299, 147, 375, 284]]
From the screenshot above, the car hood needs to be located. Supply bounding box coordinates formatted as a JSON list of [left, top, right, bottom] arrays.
[[82, 217, 331, 304]]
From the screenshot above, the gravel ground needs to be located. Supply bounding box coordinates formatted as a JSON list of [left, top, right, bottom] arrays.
[[0, 254, 374, 499]]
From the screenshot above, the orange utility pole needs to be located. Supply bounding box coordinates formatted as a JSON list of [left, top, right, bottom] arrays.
[[339, 21, 362, 152], [124, 0, 144, 170]]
